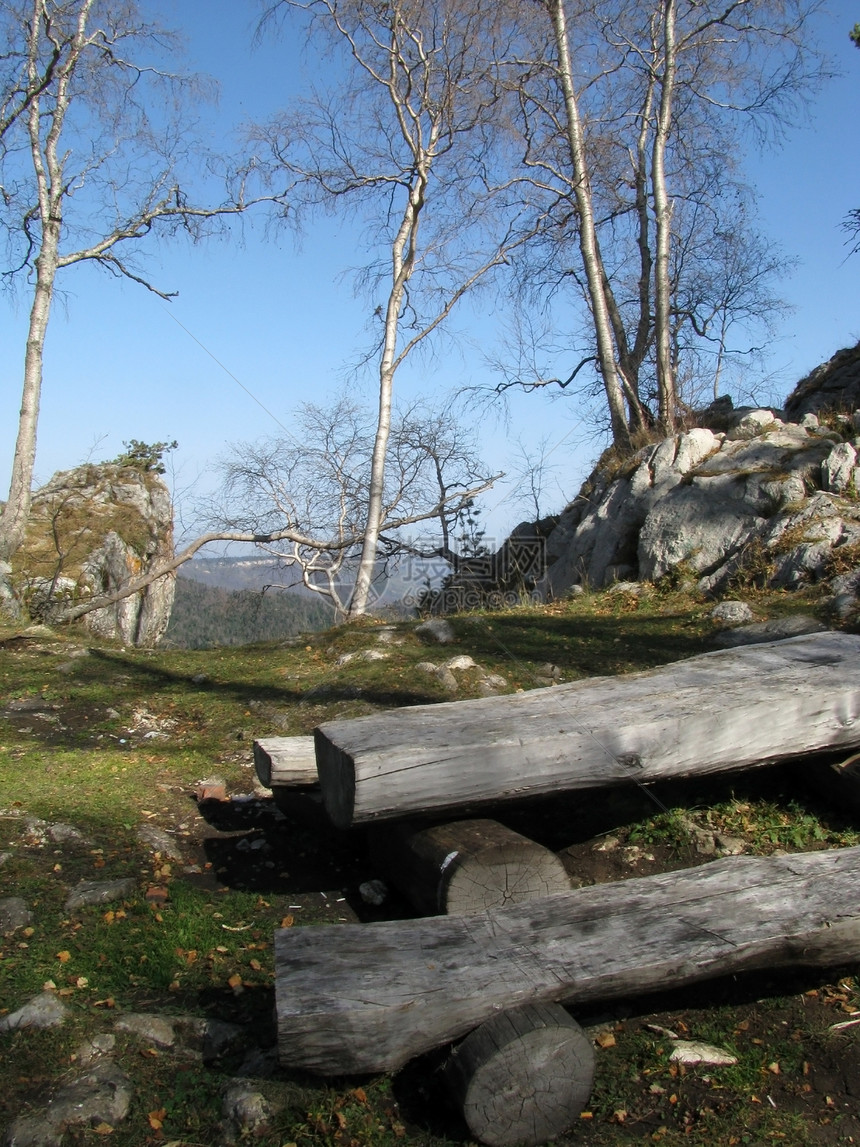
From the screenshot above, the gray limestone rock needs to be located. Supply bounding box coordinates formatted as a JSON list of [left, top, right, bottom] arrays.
[[726, 408, 777, 440], [177, 1016, 246, 1061], [0, 897, 32, 934], [222, 1082, 273, 1138], [784, 340, 860, 420], [712, 615, 827, 648], [234, 1046, 281, 1079], [715, 834, 746, 856], [359, 879, 388, 906], [710, 601, 754, 626], [415, 618, 456, 644], [822, 442, 858, 493], [64, 877, 136, 912], [23, 462, 175, 646], [44, 1059, 133, 1130], [136, 824, 184, 861], [0, 992, 68, 1033], [75, 1033, 117, 1066], [114, 1013, 177, 1048], [47, 822, 92, 846], [2, 1113, 64, 1147]]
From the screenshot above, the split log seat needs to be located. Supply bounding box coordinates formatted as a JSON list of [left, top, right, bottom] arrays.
[[314, 632, 860, 827], [275, 844, 860, 1076], [253, 736, 318, 789]]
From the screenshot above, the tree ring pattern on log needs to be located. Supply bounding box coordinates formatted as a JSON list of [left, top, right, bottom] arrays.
[[370, 819, 571, 915], [447, 1003, 595, 1147]]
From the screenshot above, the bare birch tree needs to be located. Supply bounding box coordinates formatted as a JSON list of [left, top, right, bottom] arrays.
[[503, 0, 823, 445], [0, 0, 274, 569], [213, 396, 498, 616], [259, 0, 532, 616], [34, 396, 496, 628]]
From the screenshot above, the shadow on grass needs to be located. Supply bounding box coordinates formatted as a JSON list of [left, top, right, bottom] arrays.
[[455, 609, 712, 677], [86, 648, 439, 710]]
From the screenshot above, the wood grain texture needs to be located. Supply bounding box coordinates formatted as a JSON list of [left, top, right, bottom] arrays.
[[370, 819, 571, 915], [314, 633, 860, 827], [446, 1003, 595, 1147], [275, 845, 860, 1075], [253, 736, 318, 789]]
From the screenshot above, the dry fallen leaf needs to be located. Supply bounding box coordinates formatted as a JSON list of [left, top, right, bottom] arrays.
[[280, 915, 294, 929], [595, 1030, 616, 1048], [56, 951, 71, 964], [148, 1108, 166, 1130]]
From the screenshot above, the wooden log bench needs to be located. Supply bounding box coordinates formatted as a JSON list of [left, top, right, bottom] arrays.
[[254, 740, 572, 914], [274, 844, 860, 1076], [314, 632, 860, 827]]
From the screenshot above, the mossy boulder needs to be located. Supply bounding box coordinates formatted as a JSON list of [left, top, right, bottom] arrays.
[[12, 463, 174, 645]]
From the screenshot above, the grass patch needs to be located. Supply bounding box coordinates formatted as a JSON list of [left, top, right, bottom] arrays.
[[1, 589, 859, 1145]]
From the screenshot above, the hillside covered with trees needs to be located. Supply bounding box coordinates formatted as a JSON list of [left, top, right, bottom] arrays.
[[164, 576, 334, 649]]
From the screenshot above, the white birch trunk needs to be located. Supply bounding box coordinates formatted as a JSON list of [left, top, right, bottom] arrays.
[[348, 188, 420, 617], [652, 0, 677, 429], [548, 0, 630, 450]]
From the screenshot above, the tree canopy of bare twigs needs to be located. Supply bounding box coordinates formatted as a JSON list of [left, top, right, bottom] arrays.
[[493, 0, 826, 447], [212, 395, 499, 617], [256, 0, 537, 615]]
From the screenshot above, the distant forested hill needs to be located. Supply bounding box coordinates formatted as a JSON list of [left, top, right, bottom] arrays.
[[164, 577, 335, 648]]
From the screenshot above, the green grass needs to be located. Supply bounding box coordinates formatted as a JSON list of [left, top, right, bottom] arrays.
[[1, 586, 859, 1145]]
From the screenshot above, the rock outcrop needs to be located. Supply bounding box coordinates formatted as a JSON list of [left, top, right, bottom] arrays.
[[13, 463, 175, 645], [536, 405, 860, 611], [784, 340, 860, 420]]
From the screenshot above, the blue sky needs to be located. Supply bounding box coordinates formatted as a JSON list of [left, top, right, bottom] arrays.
[[0, 0, 858, 547]]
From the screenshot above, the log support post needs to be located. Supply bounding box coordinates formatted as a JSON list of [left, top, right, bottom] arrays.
[[370, 818, 571, 915], [446, 1003, 595, 1147]]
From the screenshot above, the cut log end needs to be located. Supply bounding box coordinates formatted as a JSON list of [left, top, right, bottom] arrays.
[[371, 818, 570, 915], [253, 736, 318, 790], [447, 1003, 595, 1147], [314, 730, 355, 828]]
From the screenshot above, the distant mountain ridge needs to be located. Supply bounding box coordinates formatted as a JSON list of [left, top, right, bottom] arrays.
[[178, 553, 432, 612], [177, 555, 313, 595]]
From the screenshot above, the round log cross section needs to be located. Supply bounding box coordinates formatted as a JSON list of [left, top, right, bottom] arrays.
[[371, 818, 571, 915], [446, 1003, 595, 1147]]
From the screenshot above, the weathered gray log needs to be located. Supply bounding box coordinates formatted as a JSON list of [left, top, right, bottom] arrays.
[[446, 1003, 595, 1147], [253, 736, 318, 790], [274, 845, 860, 1075], [370, 818, 571, 915], [314, 632, 860, 827]]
